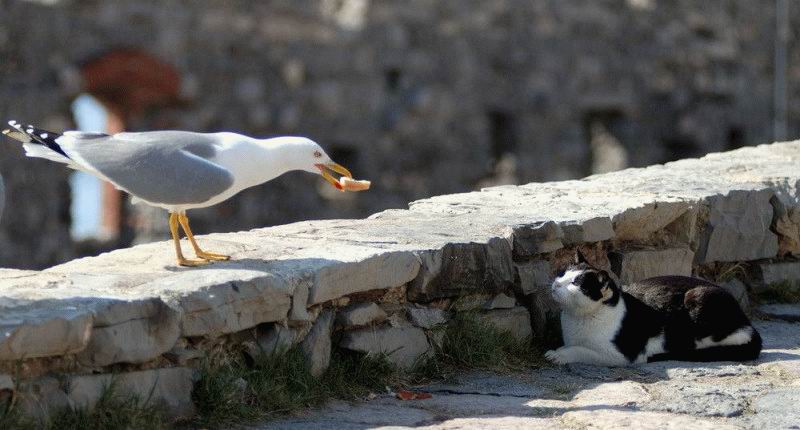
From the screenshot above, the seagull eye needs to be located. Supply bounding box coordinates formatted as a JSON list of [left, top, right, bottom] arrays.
[[314, 150, 322, 158]]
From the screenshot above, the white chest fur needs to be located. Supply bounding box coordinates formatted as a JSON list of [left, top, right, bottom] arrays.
[[555, 301, 631, 366]]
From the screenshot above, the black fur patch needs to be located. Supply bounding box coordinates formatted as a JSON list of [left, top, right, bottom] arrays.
[[625, 276, 761, 363], [563, 263, 620, 306]]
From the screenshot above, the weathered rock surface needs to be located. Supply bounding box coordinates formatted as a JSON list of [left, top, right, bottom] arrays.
[[0, 373, 11, 389], [336, 303, 387, 327], [162, 269, 294, 337], [483, 293, 517, 309], [340, 326, 430, 369], [253, 323, 310, 356], [66, 368, 195, 418], [408, 306, 449, 329], [409, 239, 514, 302], [478, 307, 532, 340], [0, 300, 93, 360], [610, 247, 694, 284], [516, 260, 552, 296], [18, 368, 195, 419], [612, 201, 690, 241], [517, 260, 560, 344], [301, 310, 334, 376], [771, 197, 800, 256], [560, 217, 615, 245], [78, 298, 180, 366], [697, 190, 779, 263], [506, 221, 564, 258], [753, 261, 800, 289]]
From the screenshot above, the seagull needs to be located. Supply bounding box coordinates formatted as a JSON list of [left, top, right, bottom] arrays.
[[2, 120, 355, 266]]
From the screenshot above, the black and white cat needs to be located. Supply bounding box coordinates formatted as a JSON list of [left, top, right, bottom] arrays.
[[545, 250, 762, 366]]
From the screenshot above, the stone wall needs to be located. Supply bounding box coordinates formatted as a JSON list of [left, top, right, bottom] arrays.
[[0, 142, 798, 419], [1, 0, 798, 268]]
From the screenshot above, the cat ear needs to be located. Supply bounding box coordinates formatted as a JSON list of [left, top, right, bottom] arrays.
[[575, 249, 589, 264]]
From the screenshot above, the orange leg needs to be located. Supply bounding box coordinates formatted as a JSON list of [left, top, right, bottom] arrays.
[[169, 212, 209, 267], [178, 213, 231, 261]]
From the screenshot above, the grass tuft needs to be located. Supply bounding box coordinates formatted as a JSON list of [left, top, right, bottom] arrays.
[[1, 381, 168, 430], [322, 350, 399, 400], [192, 347, 399, 428], [412, 312, 546, 382], [754, 281, 800, 304], [0, 400, 35, 430]]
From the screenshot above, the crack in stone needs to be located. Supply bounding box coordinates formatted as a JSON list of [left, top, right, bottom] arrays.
[[427, 388, 534, 398]]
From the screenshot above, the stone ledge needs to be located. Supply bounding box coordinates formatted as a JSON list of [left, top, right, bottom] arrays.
[[0, 141, 799, 419]]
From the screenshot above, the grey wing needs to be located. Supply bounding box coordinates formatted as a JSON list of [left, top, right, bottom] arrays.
[[61, 131, 234, 205]]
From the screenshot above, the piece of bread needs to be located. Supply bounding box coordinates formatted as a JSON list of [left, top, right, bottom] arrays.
[[339, 177, 371, 191]]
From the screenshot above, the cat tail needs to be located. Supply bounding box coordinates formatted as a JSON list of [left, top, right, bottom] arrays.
[[648, 327, 762, 363]]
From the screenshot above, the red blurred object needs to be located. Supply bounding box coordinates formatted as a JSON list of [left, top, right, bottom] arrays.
[[80, 48, 182, 118], [396, 390, 432, 400]]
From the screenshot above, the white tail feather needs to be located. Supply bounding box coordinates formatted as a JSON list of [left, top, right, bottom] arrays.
[[22, 143, 83, 170]]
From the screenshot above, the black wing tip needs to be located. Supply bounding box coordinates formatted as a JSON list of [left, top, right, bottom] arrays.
[[3, 120, 69, 157]]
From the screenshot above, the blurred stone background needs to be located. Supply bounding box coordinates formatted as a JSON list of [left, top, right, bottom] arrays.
[[0, 0, 797, 269]]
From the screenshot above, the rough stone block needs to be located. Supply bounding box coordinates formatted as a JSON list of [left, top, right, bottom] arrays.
[[164, 347, 205, 366], [696, 190, 779, 263], [309, 251, 420, 305], [664, 207, 700, 245], [505, 221, 564, 258], [301, 310, 334, 376], [0, 311, 93, 361], [336, 303, 387, 327], [483, 293, 517, 309], [561, 217, 615, 244], [408, 306, 448, 329], [289, 283, 312, 321], [516, 260, 552, 295], [340, 326, 430, 369], [409, 238, 514, 301], [0, 374, 12, 391], [165, 269, 292, 337], [753, 261, 800, 290], [609, 247, 694, 285], [253, 323, 310, 356], [66, 367, 195, 418], [613, 201, 690, 241], [478, 307, 532, 341], [771, 197, 800, 256], [17, 377, 71, 421], [516, 260, 560, 344], [78, 299, 180, 366]]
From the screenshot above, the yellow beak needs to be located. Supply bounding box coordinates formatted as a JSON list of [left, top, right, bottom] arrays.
[[315, 162, 352, 191]]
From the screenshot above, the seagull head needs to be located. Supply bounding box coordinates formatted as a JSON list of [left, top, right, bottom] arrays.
[[286, 137, 352, 191]]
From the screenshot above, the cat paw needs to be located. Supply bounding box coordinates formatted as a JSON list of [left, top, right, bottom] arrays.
[[545, 348, 572, 365]]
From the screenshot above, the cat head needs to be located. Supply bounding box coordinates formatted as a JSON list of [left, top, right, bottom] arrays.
[[551, 250, 620, 315]]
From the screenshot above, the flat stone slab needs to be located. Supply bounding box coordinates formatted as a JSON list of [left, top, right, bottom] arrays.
[[759, 304, 800, 322], [266, 315, 800, 429], [0, 141, 798, 367]]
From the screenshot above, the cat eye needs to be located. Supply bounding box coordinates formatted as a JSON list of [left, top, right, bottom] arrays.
[[556, 269, 566, 277]]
